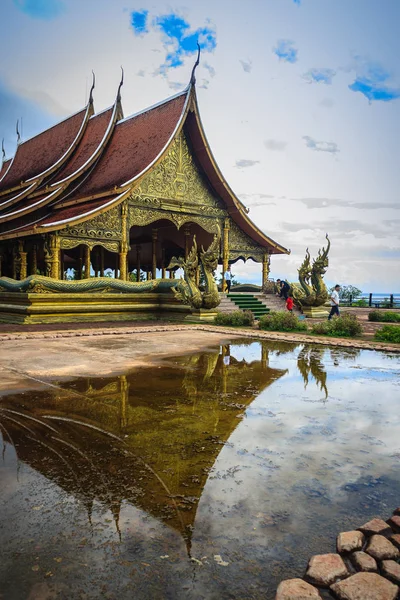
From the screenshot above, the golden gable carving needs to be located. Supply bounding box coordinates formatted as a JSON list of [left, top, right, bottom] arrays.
[[132, 131, 224, 210]]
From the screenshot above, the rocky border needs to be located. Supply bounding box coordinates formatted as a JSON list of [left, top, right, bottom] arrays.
[[0, 323, 398, 352], [276, 510, 400, 599]]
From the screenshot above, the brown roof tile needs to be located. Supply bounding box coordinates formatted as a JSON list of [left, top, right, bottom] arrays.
[[68, 92, 187, 199], [0, 108, 87, 192], [0, 158, 11, 181], [51, 108, 113, 184]]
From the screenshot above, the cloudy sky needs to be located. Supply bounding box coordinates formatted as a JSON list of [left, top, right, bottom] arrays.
[[0, 0, 399, 291]]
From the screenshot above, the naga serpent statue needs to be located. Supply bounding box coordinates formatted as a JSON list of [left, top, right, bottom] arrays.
[[291, 235, 331, 308], [170, 234, 221, 310], [199, 235, 220, 309], [0, 237, 221, 311]]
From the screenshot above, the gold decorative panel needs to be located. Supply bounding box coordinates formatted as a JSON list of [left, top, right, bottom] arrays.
[[64, 206, 122, 240], [131, 131, 225, 212]]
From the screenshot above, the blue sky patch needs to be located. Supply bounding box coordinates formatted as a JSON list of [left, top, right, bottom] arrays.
[[131, 10, 149, 35], [130, 11, 216, 72], [304, 68, 336, 84], [273, 40, 298, 63], [155, 14, 217, 70], [293, 0, 301, 4], [13, 0, 65, 19], [349, 62, 400, 102]]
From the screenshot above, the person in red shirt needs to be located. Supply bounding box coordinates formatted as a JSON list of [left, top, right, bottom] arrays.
[[286, 296, 294, 312]]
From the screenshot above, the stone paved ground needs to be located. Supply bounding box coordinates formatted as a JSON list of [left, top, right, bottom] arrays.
[[0, 321, 398, 352], [276, 509, 400, 599]]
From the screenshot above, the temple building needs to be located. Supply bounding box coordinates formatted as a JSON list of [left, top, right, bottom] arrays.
[[0, 59, 288, 323]]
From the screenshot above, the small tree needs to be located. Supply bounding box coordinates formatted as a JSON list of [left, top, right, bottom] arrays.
[[329, 284, 362, 302]]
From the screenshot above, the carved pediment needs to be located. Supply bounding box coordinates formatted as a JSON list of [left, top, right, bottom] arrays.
[[64, 206, 122, 240], [132, 131, 225, 210], [229, 220, 263, 257]]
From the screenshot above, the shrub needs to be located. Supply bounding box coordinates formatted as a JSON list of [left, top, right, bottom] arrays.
[[375, 325, 400, 344], [368, 310, 380, 322], [311, 321, 330, 335], [214, 309, 254, 327], [368, 311, 400, 323], [258, 311, 308, 332], [311, 313, 362, 337]]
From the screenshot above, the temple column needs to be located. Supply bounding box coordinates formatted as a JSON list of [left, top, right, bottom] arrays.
[[147, 271, 152, 281], [119, 376, 129, 430], [196, 267, 200, 287], [13, 244, 21, 279], [119, 202, 129, 281], [261, 344, 268, 369], [222, 218, 230, 292], [83, 246, 91, 279], [19, 242, 27, 280], [184, 225, 191, 259], [169, 270, 175, 279], [100, 247, 105, 277], [262, 252, 270, 288], [152, 228, 157, 279], [136, 245, 141, 282], [31, 245, 37, 275], [161, 248, 166, 279], [60, 250, 65, 280], [114, 253, 119, 279], [119, 249, 128, 280], [44, 235, 60, 279], [77, 246, 83, 279]]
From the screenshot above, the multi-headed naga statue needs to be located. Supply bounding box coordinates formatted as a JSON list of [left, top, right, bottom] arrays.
[[291, 235, 331, 309], [171, 234, 220, 310]]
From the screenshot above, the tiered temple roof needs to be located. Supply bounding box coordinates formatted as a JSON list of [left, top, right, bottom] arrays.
[[0, 72, 288, 254]]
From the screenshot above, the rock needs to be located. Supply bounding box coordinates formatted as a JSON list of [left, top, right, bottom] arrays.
[[351, 551, 378, 572], [366, 535, 400, 561], [306, 553, 348, 586], [331, 572, 398, 600], [337, 530, 365, 553], [275, 578, 322, 599], [388, 515, 400, 531], [381, 560, 400, 584], [393, 508, 400, 516], [390, 534, 400, 549], [359, 518, 392, 536]]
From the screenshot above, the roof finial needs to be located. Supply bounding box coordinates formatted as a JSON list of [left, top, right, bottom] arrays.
[[190, 42, 201, 86], [1, 139, 5, 161], [89, 70, 96, 105], [16, 119, 21, 143], [117, 66, 124, 102]]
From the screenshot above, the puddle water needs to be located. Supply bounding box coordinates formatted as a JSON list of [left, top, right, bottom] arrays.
[[1, 339, 399, 599]]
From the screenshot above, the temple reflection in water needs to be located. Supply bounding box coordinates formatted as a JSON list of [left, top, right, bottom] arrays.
[[0, 341, 290, 552], [0, 340, 356, 554]]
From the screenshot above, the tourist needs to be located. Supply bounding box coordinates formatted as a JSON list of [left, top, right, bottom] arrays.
[[224, 267, 232, 293], [286, 296, 294, 313], [328, 284, 341, 320], [276, 278, 290, 300]]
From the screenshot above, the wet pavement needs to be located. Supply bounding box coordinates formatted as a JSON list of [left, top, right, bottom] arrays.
[[1, 339, 399, 600]]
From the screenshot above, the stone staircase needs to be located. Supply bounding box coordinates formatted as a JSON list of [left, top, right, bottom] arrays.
[[218, 292, 301, 317]]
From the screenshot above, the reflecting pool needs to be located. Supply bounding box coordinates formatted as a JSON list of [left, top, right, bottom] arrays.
[[1, 340, 399, 599]]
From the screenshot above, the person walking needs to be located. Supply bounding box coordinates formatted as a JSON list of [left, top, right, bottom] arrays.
[[328, 284, 341, 320], [224, 267, 232, 293], [276, 278, 290, 300]]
